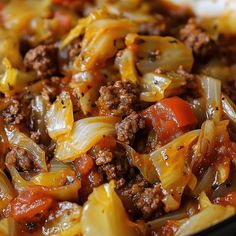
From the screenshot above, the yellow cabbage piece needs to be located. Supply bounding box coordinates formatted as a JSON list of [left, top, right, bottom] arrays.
[[43, 202, 82, 236], [8, 166, 81, 201], [150, 130, 200, 212], [125, 33, 193, 75], [176, 192, 235, 236], [55, 116, 119, 162], [46, 91, 74, 140], [2, 0, 50, 34], [115, 48, 139, 84], [140, 71, 186, 102], [0, 28, 22, 68], [81, 181, 145, 236], [74, 17, 139, 71]]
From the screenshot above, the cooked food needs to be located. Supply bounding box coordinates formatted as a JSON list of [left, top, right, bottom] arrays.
[[0, 0, 236, 235]]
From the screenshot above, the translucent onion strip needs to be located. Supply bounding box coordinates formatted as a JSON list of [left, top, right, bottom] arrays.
[[31, 95, 49, 144], [199, 75, 222, 122], [222, 94, 236, 130], [46, 91, 73, 140], [150, 130, 200, 212], [6, 129, 47, 171], [55, 116, 119, 162]]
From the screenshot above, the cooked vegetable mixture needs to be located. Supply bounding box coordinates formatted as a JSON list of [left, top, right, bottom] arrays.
[[0, 0, 236, 235]]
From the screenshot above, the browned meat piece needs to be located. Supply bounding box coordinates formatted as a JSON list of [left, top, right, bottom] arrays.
[[24, 44, 58, 78], [98, 150, 131, 182], [180, 18, 212, 56], [136, 185, 161, 219], [97, 81, 140, 116], [1, 100, 24, 125], [1, 92, 34, 126], [93, 148, 113, 166], [5, 147, 34, 171], [118, 174, 162, 220], [116, 111, 145, 144]]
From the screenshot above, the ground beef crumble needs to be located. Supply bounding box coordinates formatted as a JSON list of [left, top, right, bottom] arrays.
[[93, 148, 113, 166], [1, 100, 24, 125], [5, 147, 34, 171], [116, 111, 145, 144], [24, 44, 58, 78], [117, 174, 162, 220], [97, 80, 140, 116], [179, 18, 213, 56]]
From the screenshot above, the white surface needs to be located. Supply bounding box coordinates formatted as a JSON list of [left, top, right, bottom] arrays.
[[168, 0, 236, 16]]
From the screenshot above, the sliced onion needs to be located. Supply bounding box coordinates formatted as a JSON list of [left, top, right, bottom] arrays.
[[31, 95, 49, 144], [6, 128, 47, 171], [222, 94, 236, 130], [55, 116, 119, 162], [192, 166, 216, 196], [46, 91, 73, 140], [198, 75, 222, 122], [150, 130, 200, 212], [147, 206, 188, 230]]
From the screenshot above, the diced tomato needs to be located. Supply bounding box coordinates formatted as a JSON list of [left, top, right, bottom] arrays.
[[142, 96, 197, 145], [52, 0, 78, 6], [74, 154, 94, 176], [54, 9, 73, 34], [10, 188, 56, 222], [214, 192, 236, 208], [96, 136, 116, 150]]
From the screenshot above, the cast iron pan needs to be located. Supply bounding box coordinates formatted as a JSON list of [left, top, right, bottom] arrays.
[[194, 215, 236, 236]]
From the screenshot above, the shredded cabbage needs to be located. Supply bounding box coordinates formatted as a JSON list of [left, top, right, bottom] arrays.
[[150, 130, 200, 212], [46, 91, 74, 140], [176, 192, 235, 236], [140, 71, 186, 102], [55, 116, 119, 161], [81, 181, 145, 236]]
